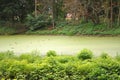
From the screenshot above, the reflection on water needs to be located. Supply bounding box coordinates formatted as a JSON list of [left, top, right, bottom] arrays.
[[0, 35, 120, 56]]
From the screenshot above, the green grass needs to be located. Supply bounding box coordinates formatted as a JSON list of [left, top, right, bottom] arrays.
[[0, 26, 16, 35], [0, 49, 120, 80], [0, 21, 120, 36], [26, 22, 120, 36], [0, 22, 26, 35]]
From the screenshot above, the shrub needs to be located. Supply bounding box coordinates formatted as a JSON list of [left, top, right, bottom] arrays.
[[46, 50, 57, 57], [56, 20, 68, 28], [100, 52, 110, 59], [19, 52, 41, 63], [115, 53, 120, 61], [0, 50, 120, 80], [90, 58, 120, 80], [0, 51, 15, 60], [77, 49, 93, 60], [56, 56, 76, 63], [0, 26, 16, 35], [26, 14, 52, 31]]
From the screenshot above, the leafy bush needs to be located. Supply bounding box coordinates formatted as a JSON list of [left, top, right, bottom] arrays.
[[26, 14, 52, 31], [56, 20, 68, 28], [0, 50, 120, 80], [26, 21, 120, 36], [100, 52, 110, 59], [91, 58, 120, 80], [19, 52, 41, 63], [46, 50, 57, 57], [77, 49, 93, 60], [0, 26, 16, 35], [0, 51, 15, 60], [115, 53, 120, 61], [56, 56, 75, 63]]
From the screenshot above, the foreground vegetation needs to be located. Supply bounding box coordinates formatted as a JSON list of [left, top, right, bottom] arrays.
[[0, 49, 120, 80]]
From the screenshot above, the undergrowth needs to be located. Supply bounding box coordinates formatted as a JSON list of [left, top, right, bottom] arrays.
[[26, 22, 120, 36], [0, 49, 120, 80]]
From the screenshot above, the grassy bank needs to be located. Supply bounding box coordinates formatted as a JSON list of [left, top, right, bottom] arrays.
[[0, 26, 17, 35], [0, 49, 120, 80], [0, 22, 26, 35], [26, 22, 120, 36], [0, 22, 120, 36]]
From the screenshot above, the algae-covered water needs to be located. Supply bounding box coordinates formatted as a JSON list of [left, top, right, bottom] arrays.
[[0, 35, 120, 56]]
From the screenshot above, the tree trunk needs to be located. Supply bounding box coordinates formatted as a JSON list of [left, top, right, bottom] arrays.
[[117, 7, 120, 26], [110, 0, 113, 28], [35, 0, 37, 17], [52, 0, 56, 28]]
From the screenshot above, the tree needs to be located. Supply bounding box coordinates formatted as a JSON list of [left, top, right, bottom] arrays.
[[0, 0, 34, 23]]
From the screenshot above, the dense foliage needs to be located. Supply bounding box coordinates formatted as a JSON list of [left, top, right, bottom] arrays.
[[26, 22, 120, 35], [77, 49, 93, 60], [0, 0, 120, 35], [0, 50, 120, 80], [0, 0, 34, 22], [26, 14, 52, 30]]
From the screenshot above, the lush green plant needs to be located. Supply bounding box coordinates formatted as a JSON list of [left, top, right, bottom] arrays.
[[19, 52, 41, 63], [0, 26, 16, 35], [56, 20, 68, 28], [55, 55, 76, 63], [77, 49, 93, 60], [26, 21, 120, 36], [0, 50, 120, 80], [100, 52, 110, 59], [26, 14, 52, 31], [46, 50, 57, 57], [91, 58, 120, 80], [0, 51, 16, 60], [115, 53, 120, 61]]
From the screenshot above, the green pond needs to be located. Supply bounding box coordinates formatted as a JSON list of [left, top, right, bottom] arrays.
[[0, 35, 120, 56]]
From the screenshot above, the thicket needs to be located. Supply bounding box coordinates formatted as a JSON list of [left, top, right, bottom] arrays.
[[25, 14, 52, 31], [31, 0, 120, 30], [0, 49, 120, 80]]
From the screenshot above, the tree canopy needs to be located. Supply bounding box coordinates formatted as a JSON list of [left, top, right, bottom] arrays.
[[0, 0, 34, 22], [0, 0, 120, 28]]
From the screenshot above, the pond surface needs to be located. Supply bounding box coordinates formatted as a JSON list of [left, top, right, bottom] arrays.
[[0, 35, 120, 56]]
